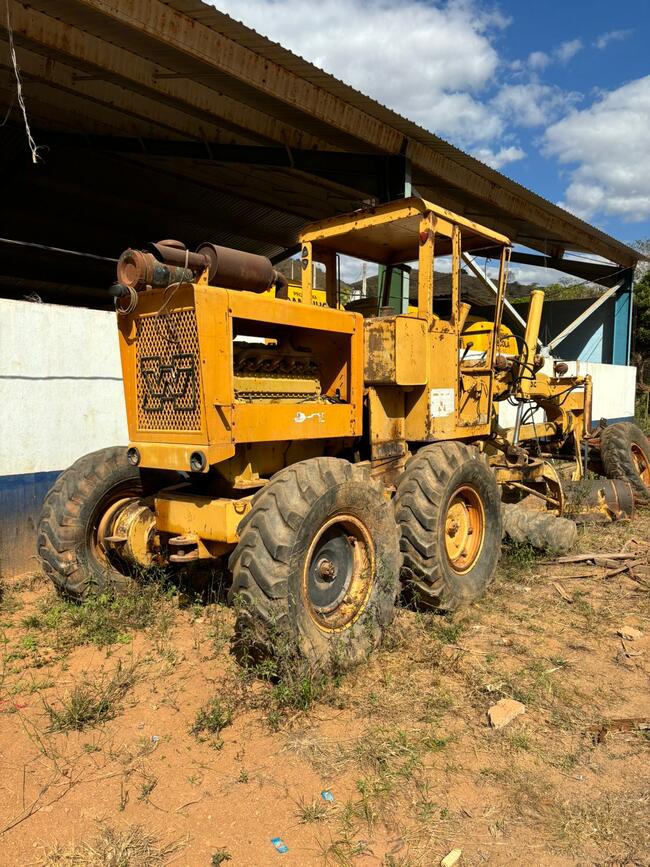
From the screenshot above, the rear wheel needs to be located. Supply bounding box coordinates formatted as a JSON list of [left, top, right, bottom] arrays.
[[37, 447, 151, 599], [395, 441, 502, 611], [228, 457, 401, 671], [600, 422, 650, 505]]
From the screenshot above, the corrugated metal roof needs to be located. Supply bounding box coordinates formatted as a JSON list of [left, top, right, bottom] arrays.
[[0, 0, 640, 307]]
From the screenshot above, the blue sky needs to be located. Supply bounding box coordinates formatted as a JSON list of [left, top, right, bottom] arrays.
[[213, 0, 650, 257], [492, 0, 649, 241]]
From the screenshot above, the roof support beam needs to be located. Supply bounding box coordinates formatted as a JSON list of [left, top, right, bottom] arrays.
[[38, 133, 411, 203], [482, 249, 625, 288], [546, 281, 623, 352], [0, 45, 237, 142], [4, 3, 324, 149]]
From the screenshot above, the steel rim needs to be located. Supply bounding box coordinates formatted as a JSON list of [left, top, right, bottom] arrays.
[[302, 514, 375, 633], [91, 485, 141, 570], [444, 485, 485, 574], [631, 443, 650, 487]]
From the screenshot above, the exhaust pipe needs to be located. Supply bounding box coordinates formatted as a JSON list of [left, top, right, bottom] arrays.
[[115, 240, 289, 297]]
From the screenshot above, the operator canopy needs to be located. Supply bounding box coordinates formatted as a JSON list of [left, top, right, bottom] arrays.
[[300, 196, 511, 264]]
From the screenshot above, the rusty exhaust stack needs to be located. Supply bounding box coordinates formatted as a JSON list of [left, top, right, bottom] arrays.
[[115, 240, 288, 297]]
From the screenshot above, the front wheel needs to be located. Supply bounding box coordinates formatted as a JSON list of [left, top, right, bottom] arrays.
[[394, 441, 502, 612], [37, 447, 148, 599], [228, 457, 401, 671]]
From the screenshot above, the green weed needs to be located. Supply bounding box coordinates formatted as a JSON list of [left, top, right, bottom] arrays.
[[191, 697, 232, 746], [27, 583, 173, 649], [43, 660, 137, 732], [429, 616, 464, 644], [138, 772, 158, 801], [499, 540, 538, 582], [297, 797, 328, 823]]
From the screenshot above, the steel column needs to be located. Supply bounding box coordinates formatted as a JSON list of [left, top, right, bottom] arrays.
[[612, 269, 635, 365]]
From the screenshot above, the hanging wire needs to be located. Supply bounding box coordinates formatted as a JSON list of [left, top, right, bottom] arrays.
[[115, 285, 138, 315], [5, 0, 42, 163]]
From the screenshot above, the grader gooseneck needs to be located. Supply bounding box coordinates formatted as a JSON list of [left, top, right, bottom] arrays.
[[37, 197, 650, 669]]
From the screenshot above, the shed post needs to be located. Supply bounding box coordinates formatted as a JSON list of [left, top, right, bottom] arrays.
[[612, 269, 635, 365]]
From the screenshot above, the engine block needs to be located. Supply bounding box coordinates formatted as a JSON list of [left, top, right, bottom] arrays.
[[233, 342, 321, 402]]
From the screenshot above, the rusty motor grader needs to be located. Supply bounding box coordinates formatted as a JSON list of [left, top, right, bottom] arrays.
[[38, 197, 650, 667]]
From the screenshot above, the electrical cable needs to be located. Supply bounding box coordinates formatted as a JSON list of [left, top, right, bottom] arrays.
[[114, 285, 138, 315]]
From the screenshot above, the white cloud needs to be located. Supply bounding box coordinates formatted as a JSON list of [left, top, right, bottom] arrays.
[[493, 83, 580, 127], [478, 260, 577, 287], [525, 38, 581, 72], [527, 50, 550, 71], [211, 0, 504, 147], [594, 29, 632, 50], [555, 38, 582, 63], [423, 91, 502, 143], [472, 145, 525, 169], [507, 266, 573, 287], [543, 75, 650, 222]]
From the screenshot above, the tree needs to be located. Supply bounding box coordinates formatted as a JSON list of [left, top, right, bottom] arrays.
[[633, 268, 650, 380], [632, 240, 650, 385]]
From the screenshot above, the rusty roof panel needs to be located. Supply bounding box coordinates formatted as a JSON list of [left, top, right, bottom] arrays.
[[0, 0, 640, 273]]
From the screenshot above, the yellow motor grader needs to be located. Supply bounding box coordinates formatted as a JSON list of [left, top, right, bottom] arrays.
[[38, 197, 650, 667]]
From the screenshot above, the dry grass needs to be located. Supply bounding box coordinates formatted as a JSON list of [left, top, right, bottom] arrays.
[[39, 824, 182, 866], [282, 512, 650, 863], [557, 788, 650, 857]]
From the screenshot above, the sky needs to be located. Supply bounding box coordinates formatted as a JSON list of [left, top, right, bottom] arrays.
[[210, 0, 650, 282]]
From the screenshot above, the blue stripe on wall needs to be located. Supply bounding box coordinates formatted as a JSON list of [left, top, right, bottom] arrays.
[[0, 470, 61, 577]]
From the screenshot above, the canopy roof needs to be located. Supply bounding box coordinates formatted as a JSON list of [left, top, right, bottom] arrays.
[[0, 0, 640, 308], [302, 197, 511, 264]]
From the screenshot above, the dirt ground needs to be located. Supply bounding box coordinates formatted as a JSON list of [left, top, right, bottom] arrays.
[[1, 513, 649, 867]]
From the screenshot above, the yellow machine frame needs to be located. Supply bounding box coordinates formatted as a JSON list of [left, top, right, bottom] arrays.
[[115, 196, 590, 558], [118, 280, 364, 473]]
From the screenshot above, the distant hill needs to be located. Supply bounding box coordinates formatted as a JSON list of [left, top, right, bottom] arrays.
[[275, 260, 354, 296]]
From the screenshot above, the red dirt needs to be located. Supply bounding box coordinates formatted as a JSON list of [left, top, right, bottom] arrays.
[[1, 515, 649, 866]]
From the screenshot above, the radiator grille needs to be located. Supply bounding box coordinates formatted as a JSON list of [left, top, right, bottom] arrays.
[[135, 309, 202, 432]]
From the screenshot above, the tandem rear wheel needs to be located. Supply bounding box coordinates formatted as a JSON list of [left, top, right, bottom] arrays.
[[228, 457, 402, 672], [394, 441, 502, 612]]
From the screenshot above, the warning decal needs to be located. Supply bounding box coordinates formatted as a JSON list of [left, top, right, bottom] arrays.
[[429, 388, 455, 418]]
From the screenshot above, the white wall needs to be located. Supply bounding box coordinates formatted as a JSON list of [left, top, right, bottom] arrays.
[[498, 359, 637, 429], [0, 298, 637, 475], [0, 299, 128, 476]]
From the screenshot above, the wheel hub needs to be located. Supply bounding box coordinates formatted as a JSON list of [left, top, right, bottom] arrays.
[[317, 557, 338, 581], [444, 485, 485, 574], [303, 515, 374, 632], [98, 499, 159, 568]]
